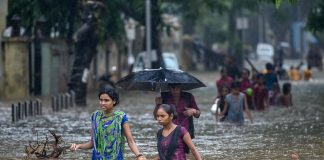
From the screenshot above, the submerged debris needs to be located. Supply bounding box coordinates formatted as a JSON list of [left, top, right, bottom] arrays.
[[25, 130, 66, 159]]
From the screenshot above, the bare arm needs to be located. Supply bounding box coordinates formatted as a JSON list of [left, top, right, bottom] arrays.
[[243, 96, 253, 123], [70, 129, 94, 151], [123, 123, 146, 160], [219, 101, 228, 116], [183, 132, 202, 160]]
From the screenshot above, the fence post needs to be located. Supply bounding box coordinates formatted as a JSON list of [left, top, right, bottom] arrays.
[[12, 104, 17, 122], [66, 93, 71, 108], [18, 102, 22, 120], [36, 99, 41, 115], [60, 94, 65, 109], [29, 100, 33, 116], [24, 101, 28, 118], [51, 96, 55, 112], [32, 100, 37, 115], [70, 91, 75, 108]]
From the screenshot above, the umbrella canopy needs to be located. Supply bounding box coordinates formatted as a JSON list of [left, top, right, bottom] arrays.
[[115, 68, 206, 91]]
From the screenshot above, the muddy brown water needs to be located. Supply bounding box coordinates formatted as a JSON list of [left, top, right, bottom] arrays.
[[0, 72, 323, 160]]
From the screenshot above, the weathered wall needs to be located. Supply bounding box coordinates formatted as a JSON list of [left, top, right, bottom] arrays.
[[2, 38, 30, 100], [39, 39, 70, 95], [0, 0, 8, 94], [0, 0, 8, 36]]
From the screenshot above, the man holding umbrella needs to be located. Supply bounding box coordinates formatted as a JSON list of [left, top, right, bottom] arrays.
[[155, 83, 201, 153]]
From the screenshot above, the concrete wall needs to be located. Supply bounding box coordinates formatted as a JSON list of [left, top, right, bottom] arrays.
[[39, 39, 70, 95], [0, 0, 8, 95], [0, 36, 118, 99], [0, 0, 8, 36], [1, 38, 30, 100]]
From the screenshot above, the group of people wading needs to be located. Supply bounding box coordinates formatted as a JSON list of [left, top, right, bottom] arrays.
[[68, 62, 296, 160], [70, 84, 202, 160]]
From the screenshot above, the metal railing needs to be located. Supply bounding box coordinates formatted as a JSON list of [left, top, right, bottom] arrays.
[[11, 99, 42, 122], [51, 91, 75, 112]]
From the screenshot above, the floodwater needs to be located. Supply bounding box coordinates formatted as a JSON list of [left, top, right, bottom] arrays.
[[0, 72, 324, 160]]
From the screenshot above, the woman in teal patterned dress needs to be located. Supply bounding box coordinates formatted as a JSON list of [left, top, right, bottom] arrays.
[[70, 87, 146, 160]]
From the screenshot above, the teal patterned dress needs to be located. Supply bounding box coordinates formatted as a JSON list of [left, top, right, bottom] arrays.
[[91, 110, 128, 160]]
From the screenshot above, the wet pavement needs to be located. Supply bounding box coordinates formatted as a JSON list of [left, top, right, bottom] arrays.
[[0, 60, 324, 160]]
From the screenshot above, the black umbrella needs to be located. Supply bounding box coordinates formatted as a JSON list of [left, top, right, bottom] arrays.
[[115, 68, 206, 91]]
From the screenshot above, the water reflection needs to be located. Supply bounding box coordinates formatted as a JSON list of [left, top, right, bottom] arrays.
[[0, 81, 323, 159]]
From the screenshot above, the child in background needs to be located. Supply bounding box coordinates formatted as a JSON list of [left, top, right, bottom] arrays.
[[289, 66, 302, 81], [216, 68, 233, 95], [214, 86, 230, 122], [264, 63, 279, 91], [219, 81, 253, 125], [280, 82, 293, 107], [253, 74, 269, 111], [303, 65, 313, 81], [240, 68, 254, 110], [269, 83, 281, 106]]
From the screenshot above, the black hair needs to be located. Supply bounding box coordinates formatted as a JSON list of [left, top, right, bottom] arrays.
[[242, 68, 250, 76], [266, 63, 274, 70], [153, 103, 177, 120], [220, 85, 230, 92], [231, 81, 241, 89], [282, 82, 291, 94], [98, 86, 119, 106]]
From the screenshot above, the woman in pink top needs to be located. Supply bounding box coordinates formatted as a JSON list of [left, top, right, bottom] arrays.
[[155, 84, 200, 139], [239, 68, 254, 110], [216, 68, 233, 96], [152, 104, 202, 160]]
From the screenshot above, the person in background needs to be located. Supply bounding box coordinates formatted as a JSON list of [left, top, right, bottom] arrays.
[[289, 62, 304, 81], [70, 87, 146, 160], [216, 68, 233, 96], [2, 14, 26, 38], [303, 65, 313, 81], [264, 63, 279, 91], [219, 81, 253, 125], [251, 69, 259, 83], [155, 83, 200, 153], [239, 68, 254, 110], [289, 66, 301, 81], [280, 82, 293, 107], [214, 85, 230, 122], [269, 83, 281, 106], [225, 56, 241, 80], [276, 63, 289, 80], [152, 104, 202, 160], [253, 74, 269, 111]]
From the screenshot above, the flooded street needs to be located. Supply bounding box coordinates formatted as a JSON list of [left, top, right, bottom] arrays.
[[0, 69, 324, 160]]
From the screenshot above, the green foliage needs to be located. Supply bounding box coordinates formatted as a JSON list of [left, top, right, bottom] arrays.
[[8, 0, 79, 37], [307, 1, 324, 33]]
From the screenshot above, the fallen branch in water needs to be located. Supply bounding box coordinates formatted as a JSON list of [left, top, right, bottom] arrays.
[[25, 130, 66, 159]]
